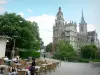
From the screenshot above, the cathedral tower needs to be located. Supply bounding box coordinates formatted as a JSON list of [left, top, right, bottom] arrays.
[[79, 9, 87, 34], [53, 7, 64, 43], [52, 7, 64, 52]]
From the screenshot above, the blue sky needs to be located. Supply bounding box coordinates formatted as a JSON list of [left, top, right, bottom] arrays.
[[0, 0, 100, 45]]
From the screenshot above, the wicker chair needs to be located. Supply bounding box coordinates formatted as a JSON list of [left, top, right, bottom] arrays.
[[17, 71, 27, 75], [50, 63, 56, 71], [0, 59, 5, 65]]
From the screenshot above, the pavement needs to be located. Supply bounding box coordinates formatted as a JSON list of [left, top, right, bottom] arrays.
[[46, 61, 100, 75]]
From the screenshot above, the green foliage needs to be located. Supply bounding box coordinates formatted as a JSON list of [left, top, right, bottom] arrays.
[[77, 59, 89, 63], [53, 40, 76, 60], [91, 59, 100, 62], [80, 44, 98, 59], [0, 12, 40, 50], [45, 42, 52, 52], [19, 49, 40, 59]]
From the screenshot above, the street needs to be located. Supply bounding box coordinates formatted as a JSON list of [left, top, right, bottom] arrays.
[[47, 62, 100, 75]]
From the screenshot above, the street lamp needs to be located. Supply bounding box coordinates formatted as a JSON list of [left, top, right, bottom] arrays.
[[12, 36, 18, 58]]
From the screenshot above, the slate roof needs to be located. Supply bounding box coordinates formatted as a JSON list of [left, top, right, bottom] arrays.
[[88, 31, 96, 36]]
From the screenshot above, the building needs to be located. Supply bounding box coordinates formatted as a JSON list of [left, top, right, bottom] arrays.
[[64, 21, 77, 50], [0, 36, 10, 58], [53, 7, 99, 52]]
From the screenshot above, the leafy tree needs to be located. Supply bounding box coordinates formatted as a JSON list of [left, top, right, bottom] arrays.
[[0, 12, 40, 50], [53, 40, 76, 60], [80, 44, 98, 59], [45, 42, 52, 52]]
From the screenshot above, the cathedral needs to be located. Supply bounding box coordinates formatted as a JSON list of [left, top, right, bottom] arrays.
[[53, 7, 100, 51]]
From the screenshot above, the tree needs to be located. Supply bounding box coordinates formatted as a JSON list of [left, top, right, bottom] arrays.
[[0, 12, 40, 50], [45, 42, 52, 52], [53, 40, 76, 60], [80, 44, 98, 59]]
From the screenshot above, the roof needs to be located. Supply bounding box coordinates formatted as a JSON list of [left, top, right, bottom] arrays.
[[88, 31, 96, 36], [0, 36, 11, 39], [57, 7, 63, 16]]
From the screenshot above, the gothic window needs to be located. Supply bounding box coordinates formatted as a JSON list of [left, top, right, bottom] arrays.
[[60, 16, 61, 18], [91, 37, 94, 43]]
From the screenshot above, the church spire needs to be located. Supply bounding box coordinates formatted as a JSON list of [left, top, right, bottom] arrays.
[[81, 9, 85, 24], [79, 9, 87, 34], [59, 7, 61, 12]]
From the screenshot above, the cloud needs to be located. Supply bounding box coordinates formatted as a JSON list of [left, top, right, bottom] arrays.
[[18, 12, 24, 17], [0, 0, 8, 13], [87, 24, 96, 31], [0, 7, 5, 13], [27, 14, 55, 45], [0, 0, 14, 14], [28, 9, 33, 13], [0, 0, 7, 5]]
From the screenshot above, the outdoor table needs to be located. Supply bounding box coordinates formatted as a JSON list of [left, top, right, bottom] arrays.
[[18, 69, 30, 75], [27, 62, 32, 64], [0, 65, 8, 68], [35, 66, 40, 70], [42, 64, 47, 66], [21, 69, 30, 75], [35, 66, 40, 71]]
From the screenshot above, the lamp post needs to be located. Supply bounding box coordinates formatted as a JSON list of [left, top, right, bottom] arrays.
[[12, 36, 17, 58]]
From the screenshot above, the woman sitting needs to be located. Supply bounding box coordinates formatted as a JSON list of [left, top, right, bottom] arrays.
[[29, 58, 36, 75], [25, 64, 31, 70], [14, 58, 19, 63]]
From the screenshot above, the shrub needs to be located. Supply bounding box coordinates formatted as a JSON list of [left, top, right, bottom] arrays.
[[19, 49, 40, 59], [77, 59, 89, 63], [91, 59, 100, 62]]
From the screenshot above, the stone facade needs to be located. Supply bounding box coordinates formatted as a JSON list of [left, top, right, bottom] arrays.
[[53, 7, 99, 51], [64, 22, 77, 50]]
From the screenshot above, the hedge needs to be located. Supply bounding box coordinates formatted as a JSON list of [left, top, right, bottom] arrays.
[[91, 59, 100, 62], [77, 59, 89, 63], [19, 50, 40, 59]]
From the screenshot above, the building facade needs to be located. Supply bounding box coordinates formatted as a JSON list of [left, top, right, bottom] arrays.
[[64, 22, 77, 50], [53, 7, 99, 52]]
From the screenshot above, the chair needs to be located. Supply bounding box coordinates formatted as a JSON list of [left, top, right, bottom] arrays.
[[50, 63, 56, 71], [20, 60, 27, 67], [17, 71, 27, 75], [0, 59, 5, 65], [45, 64, 51, 72], [39, 66, 46, 74]]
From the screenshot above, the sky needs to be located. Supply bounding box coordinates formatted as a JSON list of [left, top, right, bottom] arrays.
[[0, 0, 100, 45]]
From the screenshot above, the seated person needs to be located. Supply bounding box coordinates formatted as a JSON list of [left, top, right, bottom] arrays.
[[12, 57, 19, 63], [14, 58, 19, 63], [25, 64, 31, 70], [32, 58, 36, 67], [29, 58, 36, 75], [29, 64, 35, 75], [12, 57, 17, 62]]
